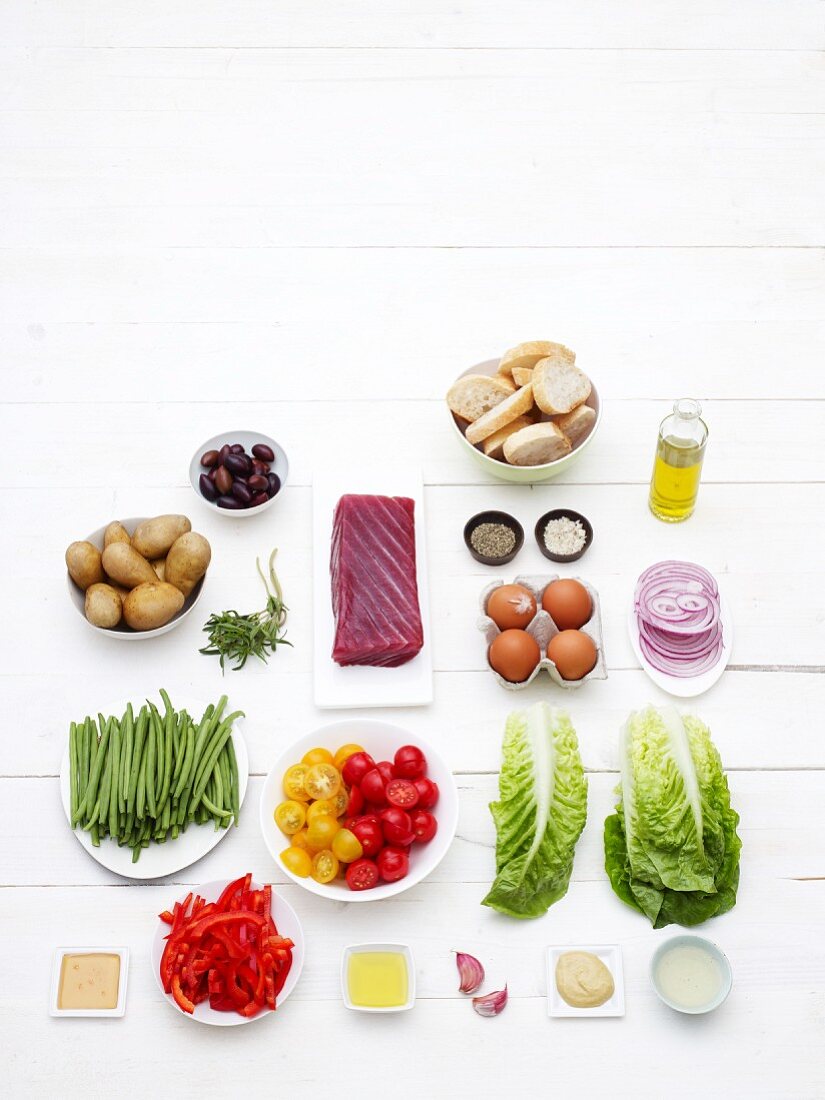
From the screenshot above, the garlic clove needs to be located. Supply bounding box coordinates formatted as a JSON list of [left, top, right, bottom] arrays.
[[455, 951, 485, 994], [472, 985, 508, 1017]]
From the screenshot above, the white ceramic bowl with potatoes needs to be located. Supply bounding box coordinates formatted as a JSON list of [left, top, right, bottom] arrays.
[[448, 353, 601, 483]]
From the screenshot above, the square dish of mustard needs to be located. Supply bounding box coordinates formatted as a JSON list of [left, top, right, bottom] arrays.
[[50, 947, 129, 1017]]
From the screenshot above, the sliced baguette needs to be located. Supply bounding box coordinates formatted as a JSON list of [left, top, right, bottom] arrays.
[[555, 403, 595, 447], [446, 374, 515, 422], [465, 384, 534, 445], [532, 358, 592, 415], [511, 366, 534, 387], [482, 415, 533, 459], [503, 422, 572, 466], [498, 340, 575, 380]]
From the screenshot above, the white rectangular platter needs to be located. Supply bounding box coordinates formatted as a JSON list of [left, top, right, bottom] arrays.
[[312, 467, 433, 709]]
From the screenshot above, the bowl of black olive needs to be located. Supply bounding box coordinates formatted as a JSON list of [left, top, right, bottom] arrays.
[[189, 431, 288, 516]]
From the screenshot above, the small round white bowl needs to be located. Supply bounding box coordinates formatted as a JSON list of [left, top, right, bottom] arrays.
[[189, 430, 289, 518], [66, 516, 205, 640], [448, 358, 602, 483], [151, 878, 304, 1026], [260, 719, 459, 903], [650, 934, 733, 1015]]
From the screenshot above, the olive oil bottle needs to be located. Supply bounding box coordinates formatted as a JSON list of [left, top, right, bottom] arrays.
[[648, 399, 708, 522]]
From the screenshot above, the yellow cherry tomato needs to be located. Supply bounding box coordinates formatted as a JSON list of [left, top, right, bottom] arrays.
[[306, 813, 340, 851], [306, 798, 337, 823], [281, 846, 312, 878], [274, 800, 307, 835], [328, 786, 349, 818], [332, 828, 363, 863], [283, 763, 310, 801], [333, 743, 364, 771], [304, 763, 341, 801], [311, 849, 339, 885], [301, 746, 334, 767], [291, 828, 311, 851]]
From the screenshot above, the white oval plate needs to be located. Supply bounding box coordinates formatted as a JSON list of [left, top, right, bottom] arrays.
[[151, 878, 304, 1026], [627, 594, 733, 698], [60, 696, 248, 880], [260, 719, 458, 902]]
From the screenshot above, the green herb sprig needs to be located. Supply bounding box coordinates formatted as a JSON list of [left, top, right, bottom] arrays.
[[200, 549, 292, 673]]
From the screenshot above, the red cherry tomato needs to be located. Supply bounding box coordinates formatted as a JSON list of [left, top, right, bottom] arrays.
[[377, 846, 410, 882], [346, 858, 380, 891], [413, 776, 439, 809], [360, 768, 387, 806], [346, 785, 364, 816], [342, 751, 376, 787], [380, 806, 415, 846], [351, 817, 384, 858], [393, 745, 426, 780], [386, 778, 419, 809], [375, 760, 395, 784], [411, 809, 438, 843]]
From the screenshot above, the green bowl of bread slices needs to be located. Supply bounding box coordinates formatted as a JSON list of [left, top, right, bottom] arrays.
[[446, 342, 601, 483]]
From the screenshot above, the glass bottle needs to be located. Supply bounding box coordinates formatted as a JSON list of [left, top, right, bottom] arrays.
[[648, 398, 708, 522]]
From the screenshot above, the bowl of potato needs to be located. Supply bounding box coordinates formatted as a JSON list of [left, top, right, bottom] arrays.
[[65, 515, 211, 639], [446, 342, 602, 483]]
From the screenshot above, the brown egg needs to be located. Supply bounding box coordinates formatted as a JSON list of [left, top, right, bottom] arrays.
[[541, 578, 592, 630], [489, 629, 541, 683], [547, 630, 598, 681], [486, 584, 537, 631]]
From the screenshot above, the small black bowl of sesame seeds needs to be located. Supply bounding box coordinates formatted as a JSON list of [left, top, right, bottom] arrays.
[[464, 510, 524, 565], [534, 508, 593, 563]]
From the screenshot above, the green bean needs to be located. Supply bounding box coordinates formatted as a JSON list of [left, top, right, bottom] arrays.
[[80, 717, 92, 806], [226, 735, 240, 827], [108, 719, 121, 836], [201, 792, 231, 820], [136, 729, 149, 819], [69, 722, 79, 821], [212, 760, 225, 814], [174, 718, 195, 801], [155, 702, 175, 815], [127, 707, 147, 814], [73, 717, 110, 825], [146, 706, 158, 817], [98, 722, 113, 826], [192, 712, 243, 803], [119, 703, 134, 812]]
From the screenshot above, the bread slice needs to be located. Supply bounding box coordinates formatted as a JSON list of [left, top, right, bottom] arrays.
[[532, 358, 592, 415], [503, 422, 572, 466], [555, 404, 595, 448], [482, 415, 533, 459], [498, 340, 575, 380], [511, 366, 534, 387], [447, 374, 515, 422], [465, 385, 534, 445]]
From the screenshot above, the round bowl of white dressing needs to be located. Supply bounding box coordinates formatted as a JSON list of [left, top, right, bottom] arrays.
[[650, 935, 732, 1015]]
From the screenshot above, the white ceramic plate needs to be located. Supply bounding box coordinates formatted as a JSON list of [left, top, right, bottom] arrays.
[[259, 720, 458, 902], [546, 945, 625, 1018], [189, 430, 289, 518], [312, 467, 433, 708], [66, 516, 206, 641], [60, 696, 248, 880], [151, 879, 304, 1026], [628, 591, 733, 698]]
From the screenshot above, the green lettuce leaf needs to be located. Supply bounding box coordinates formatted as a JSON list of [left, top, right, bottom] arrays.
[[604, 705, 741, 928], [482, 702, 587, 919]]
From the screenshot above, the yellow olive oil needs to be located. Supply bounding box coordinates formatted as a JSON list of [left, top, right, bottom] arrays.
[[648, 400, 708, 522], [347, 951, 408, 1008]]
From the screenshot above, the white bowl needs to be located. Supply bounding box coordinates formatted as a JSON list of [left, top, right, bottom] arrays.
[[650, 934, 733, 1015], [259, 719, 459, 902], [448, 358, 602, 483], [341, 943, 415, 1013], [189, 430, 289, 518], [66, 516, 205, 640], [151, 878, 304, 1026]]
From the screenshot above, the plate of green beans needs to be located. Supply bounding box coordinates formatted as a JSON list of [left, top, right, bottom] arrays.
[[60, 690, 248, 880]]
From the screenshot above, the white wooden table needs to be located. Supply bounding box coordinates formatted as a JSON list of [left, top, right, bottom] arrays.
[[2, 3, 824, 1096]]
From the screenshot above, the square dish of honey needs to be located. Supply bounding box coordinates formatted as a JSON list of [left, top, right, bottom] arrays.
[[50, 947, 129, 1017]]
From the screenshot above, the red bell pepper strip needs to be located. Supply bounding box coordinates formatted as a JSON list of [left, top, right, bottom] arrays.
[[171, 973, 195, 1015]]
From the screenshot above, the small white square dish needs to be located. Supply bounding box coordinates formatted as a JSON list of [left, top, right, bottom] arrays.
[[546, 944, 624, 1018], [341, 944, 415, 1013], [50, 947, 129, 1017]]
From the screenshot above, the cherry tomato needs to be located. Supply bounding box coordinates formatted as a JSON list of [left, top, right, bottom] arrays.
[[411, 809, 438, 843], [393, 745, 426, 779], [332, 827, 363, 863], [346, 785, 364, 817], [306, 813, 340, 851], [413, 776, 439, 809], [281, 846, 312, 877], [305, 763, 342, 801], [380, 806, 415, 846], [274, 800, 307, 835], [351, 817, 384, 858], [283, 763, 310, 801], [342, 751, 376, 787], [328, 786, 349, 817], [386, 778, 419, 809], [301, 746, 334, 767], [376, 760, 395, 785], [304, 798, 335, 823], [346, 858, 379, 891], [360, 768, 387, 805], [291, 828, 311, 851], [311, 849, 339, 884], [333, 743, 364, 771], [377, 846, 410, 882]]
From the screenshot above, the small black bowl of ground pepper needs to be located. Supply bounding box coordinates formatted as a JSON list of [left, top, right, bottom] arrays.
[[534, 508, 593, 563], [464, 510, 524, 566]]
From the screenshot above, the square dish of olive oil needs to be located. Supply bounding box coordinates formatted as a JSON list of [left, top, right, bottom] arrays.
[[342, 944, 415, 1013]]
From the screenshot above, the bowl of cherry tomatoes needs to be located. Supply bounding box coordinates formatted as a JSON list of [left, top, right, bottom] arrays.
[[259, 720, 459, 901]]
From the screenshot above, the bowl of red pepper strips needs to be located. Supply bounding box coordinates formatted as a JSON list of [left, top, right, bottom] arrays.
[[152, 874, 303, 1024]]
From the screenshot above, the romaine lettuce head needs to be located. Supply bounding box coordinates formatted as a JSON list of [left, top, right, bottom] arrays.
[[483, 702, 587, 919]]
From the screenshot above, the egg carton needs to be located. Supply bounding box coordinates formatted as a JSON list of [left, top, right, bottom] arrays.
[[478, 575, 608, 690]]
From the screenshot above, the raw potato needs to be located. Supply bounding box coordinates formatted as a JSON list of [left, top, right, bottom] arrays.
[[65, 541, 105, 591], [84, 583, 123, 629], [165, 532, 212, 597], [123, 582, 185, 632], [131, 514, 191, 560], [103, 521, 131, 548], [101, 542, 158, 589], [151, 558, 166, 582]]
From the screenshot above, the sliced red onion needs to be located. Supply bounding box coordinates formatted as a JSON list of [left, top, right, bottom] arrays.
[[634, 561, 724, 678]]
